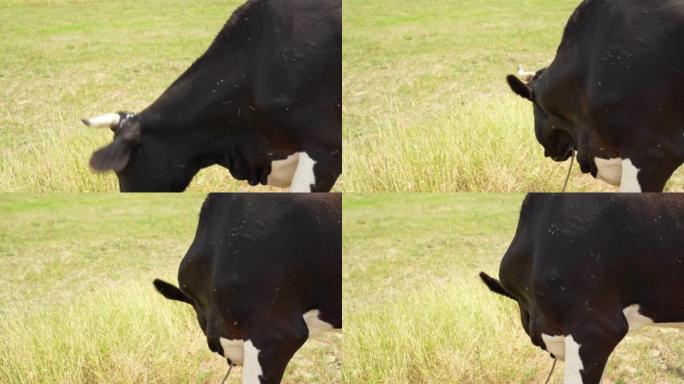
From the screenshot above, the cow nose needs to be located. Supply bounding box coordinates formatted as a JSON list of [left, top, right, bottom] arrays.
[[544, 149, 551, 158]]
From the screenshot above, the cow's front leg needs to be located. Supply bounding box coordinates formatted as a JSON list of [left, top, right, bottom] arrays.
[[620, 135, 684, 192], [562, 317, 627, 384], [242, 317, 309, 384], [620, 155, 683, 192]]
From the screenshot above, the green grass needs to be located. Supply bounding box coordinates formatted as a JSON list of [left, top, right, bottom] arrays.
[[341, 0, 684, 192], [0, 0, 293, 192], [342, 194, 684, 383], [0, 194, 341, 384]]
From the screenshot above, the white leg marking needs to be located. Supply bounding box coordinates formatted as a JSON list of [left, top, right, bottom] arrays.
[[289, 152, 317, 192], [542, 333, 566, 361], [242, 340, 263, 384], [82, 113, 120, 128], [219, 337, 245, 365], [267, 153, 300, 188], [564, 335, 584, 384], [303, 310, 337, 338], [594, 157, 622, 186], [619, 158, 641, 192], [623, 304, 684, 330]]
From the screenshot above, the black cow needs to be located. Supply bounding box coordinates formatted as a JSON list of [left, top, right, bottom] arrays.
[[83, 0, 341, 192], [480, 194, 684, 384], [154, 193, 341, 384], [507, 0, 684, 192]]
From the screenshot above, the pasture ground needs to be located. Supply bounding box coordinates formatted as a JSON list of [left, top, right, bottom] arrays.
[[0, 194, 341, 384], [342, 194, 684, 383], [0, 0, 289, 192], [342, 0, 684, 192]]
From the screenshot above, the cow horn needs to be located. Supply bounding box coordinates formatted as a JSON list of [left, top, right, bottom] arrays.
[[517, 65, 536, 83], [81, 113, 121, 128]]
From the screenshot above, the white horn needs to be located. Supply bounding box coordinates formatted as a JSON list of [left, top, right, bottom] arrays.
[[81, 113, 121, 128], [517, 65, 536, 83]]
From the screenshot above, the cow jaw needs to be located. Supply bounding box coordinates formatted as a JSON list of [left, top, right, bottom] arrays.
[[541, 334, 586, 383], [541, 333, 566, 360], [267, 153, 300, 188], [303, 309, 337, 337], [594, 157, 622, 186], [593, 157, 642, 192], [219, 338, 245, 365]]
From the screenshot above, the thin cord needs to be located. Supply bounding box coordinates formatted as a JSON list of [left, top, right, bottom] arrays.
[[562, 151, 575, 192], [544, 358, 557, 384], [220, 362, 234, 384]]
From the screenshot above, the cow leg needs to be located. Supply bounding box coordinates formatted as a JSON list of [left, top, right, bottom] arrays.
[[621, 136, 684, 192], [310, 149, 341, 192], [242, 316, 309, 384], [619, 155, 681, 192], [563, 316, 627, 384]]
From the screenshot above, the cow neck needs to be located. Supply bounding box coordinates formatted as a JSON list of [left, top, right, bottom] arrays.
[[139, 0, 261, 133]]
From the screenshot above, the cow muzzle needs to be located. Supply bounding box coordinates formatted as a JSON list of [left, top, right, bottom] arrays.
[[545, 146, 574, 162], [543, 133, 575, 162]]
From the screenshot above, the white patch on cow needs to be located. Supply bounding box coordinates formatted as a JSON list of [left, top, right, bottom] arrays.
[[267, 153, 299, 188], [242, 340, 263, 384], [542, 333, 566, 360], [303, 310, 337, 337], [542, 334, 584, 383], [289, 152, 317, 192], [564, 335, 584, 384], [594, 157, 622, 186], [83, 113, 120, 128], [619, 158, 641, 192], [623, 304, 684, 331], [219, 337, 245, 365], [593, 157, 641, 192]]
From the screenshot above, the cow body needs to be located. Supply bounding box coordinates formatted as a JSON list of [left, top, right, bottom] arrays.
[[481, 194, 684, 383], [507, 0, 684, 191], [155, 193, 341, 384], [84, 0, 341, 192]]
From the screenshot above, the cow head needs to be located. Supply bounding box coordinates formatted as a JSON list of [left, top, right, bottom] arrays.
[[479, 272, 549, 353], [153, 279, 238, 364], [83, 113, 202, 192], [507, 68, 575, 162]]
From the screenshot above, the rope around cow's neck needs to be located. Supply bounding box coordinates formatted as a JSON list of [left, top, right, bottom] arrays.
[[544, 358, 557, 384], [220, 361, 235, 384], [561, 151, 576, 192]]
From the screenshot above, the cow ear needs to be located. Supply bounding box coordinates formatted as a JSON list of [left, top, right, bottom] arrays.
[[90, 136, 132, 173], [153, 279, 193, 304], [479, 272, 515, 300], [506, 75, 533, 101], [89, 122, 140, 173]]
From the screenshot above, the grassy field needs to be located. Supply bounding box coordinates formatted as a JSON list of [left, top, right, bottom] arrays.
[[0, 0, 293, 192], [342, 194, 684, 383], [0, 194, 341, 384], [342, 0, 684, 192]]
